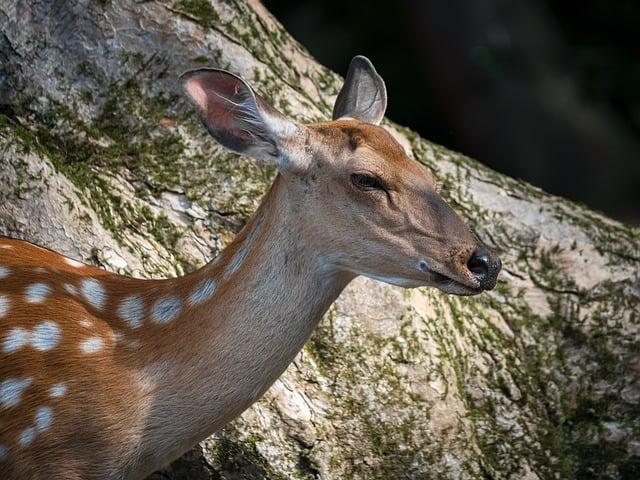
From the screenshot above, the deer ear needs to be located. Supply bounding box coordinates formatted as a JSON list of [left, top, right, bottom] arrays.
[[181, 68, 304, 171], [332, 56, 387, 125]]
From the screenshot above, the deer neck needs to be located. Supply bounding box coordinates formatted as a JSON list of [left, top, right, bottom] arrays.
[[134, 174, 351, 473]]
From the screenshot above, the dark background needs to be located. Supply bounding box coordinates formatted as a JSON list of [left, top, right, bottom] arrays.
[[268, 0, 640, 225]]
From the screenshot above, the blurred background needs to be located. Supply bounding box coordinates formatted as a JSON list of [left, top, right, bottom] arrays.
[[268, 0, 640, 225]]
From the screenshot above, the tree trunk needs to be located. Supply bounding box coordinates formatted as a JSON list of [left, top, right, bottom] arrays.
[[0, 1, 638, 479]]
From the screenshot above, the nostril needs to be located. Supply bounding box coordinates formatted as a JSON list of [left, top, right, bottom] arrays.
[[467, 249, 501, 290], [467, 250, 490, 278]]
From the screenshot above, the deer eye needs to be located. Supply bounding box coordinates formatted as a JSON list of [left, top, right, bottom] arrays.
[[351, 173, 386, 191]]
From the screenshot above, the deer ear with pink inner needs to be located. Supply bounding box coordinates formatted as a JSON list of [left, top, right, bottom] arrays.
[[181, 68, 305, 172], [332, 55, 388, 125]]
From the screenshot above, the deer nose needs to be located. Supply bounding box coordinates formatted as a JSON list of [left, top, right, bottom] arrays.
[[466, 248, 501, 290]]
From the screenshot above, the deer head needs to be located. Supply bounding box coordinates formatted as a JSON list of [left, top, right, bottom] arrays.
[[182, 56, 501, 295]]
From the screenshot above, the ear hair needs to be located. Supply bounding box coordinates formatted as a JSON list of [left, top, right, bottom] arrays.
[[332, 56, 387, 125], [180, 68, 302, 169]]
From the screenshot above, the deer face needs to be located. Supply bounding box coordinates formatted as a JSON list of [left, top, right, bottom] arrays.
[[181, 56, 501, 295], [302, 119, 500, 294]]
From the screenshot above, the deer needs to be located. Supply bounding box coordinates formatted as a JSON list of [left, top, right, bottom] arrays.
[[0, 56, 501, 479]]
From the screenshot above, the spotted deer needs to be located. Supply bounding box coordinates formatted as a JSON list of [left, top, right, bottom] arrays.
[[0, 56, 501, 479]]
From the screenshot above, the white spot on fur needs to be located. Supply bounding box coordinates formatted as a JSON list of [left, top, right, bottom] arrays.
[[0, 295, 9, 317], [79, 318, 92, 328], [0, 444, 8, 460], [33, 267, 45, 274], [0, 377, 32, 408], [18, 427, 35, 446], [117, 295, 144, 329], [31, 321, 60, 351], [3, 327, 28, 353], [224, 216, 262, 279], [35, 406, 53, 432], [225, 249, 248, 278], [0, 266, 10, 279], [188, 278, 217, 306], [63, 283, 78, 296], [136, 361, 170, 393], [80, 337, 103, 353], [25, 283, 51, 304], [81, 279, 107, 310], [111, 329, 124, 343], [128, 339, 141, 349], [49, 384, 67, 398], [151, 296, 182, 324], [64, 257, 84, 268]]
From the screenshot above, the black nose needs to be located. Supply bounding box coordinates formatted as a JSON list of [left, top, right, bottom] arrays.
[[467, 248, 501, 290]]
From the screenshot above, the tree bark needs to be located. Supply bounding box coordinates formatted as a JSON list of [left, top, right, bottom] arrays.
[[0, 1, 638, 479]]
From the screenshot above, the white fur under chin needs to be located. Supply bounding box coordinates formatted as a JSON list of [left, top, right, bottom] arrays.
[[359, 271, 481, 295], [360, 272, 425, 288]]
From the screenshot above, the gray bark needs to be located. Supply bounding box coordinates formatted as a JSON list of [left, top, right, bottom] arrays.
[[0, 1, 638, 479]]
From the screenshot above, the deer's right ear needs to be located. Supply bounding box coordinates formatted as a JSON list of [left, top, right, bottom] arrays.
[[332, 55, 387, 125], [181, 68, 305, 171]]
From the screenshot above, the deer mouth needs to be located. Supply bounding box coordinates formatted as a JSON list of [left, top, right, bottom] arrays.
[[428, 270, 482, 296]]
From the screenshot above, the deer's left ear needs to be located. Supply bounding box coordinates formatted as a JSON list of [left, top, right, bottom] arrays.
[[332, 55, 387, 125], [181, 68, 306, 172]]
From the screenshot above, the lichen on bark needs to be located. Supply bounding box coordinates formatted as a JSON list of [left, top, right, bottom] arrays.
[[1, 1, 638, 479]]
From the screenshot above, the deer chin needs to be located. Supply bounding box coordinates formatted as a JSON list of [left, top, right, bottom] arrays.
[[435, 279, 483, 296], [425, 269, 483, 296], [361, 272, 428, 288], [358, 270, 481, 294]]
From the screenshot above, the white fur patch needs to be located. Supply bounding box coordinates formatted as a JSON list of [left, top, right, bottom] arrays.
[[224, 217, 262, 278], [18, 427, 35, 446], [151, 296, 182, 324], [81, 279, 107, 310], [49, 383, 67, 398], [0, 377, 32, 408], [3, 327, 29, 353], [117, 295, 144, 329], [225, 248, 248, 278], [0, 295, 10, 317], [0, 444, 8, 461], [35, 406, 53, 432], [362, 272, 421, 287], [80, 337, 103, 354], [31, 321, 61, 351], [188, 278, 217, 306], [79, 318, 92, 328], [25, 283, 51, 303], [63, 283, 78, 296], [112, 329, 124, 343], [137, 361, 170, 393], [0, 266, 9, 279], [64, 257, 84, 268]]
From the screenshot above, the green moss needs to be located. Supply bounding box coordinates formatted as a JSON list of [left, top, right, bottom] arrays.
[[303, 305, 471, 478], [171, 0, 220, 31], [207, 428, 290, 480], [191, 55, 210, 64]]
